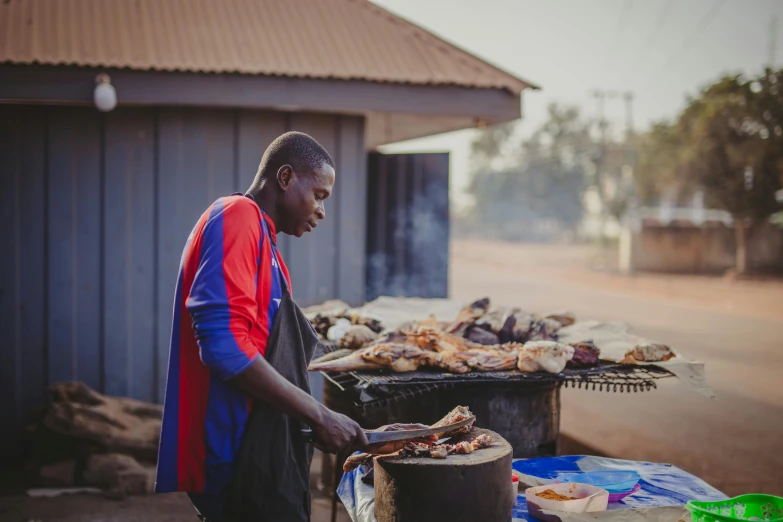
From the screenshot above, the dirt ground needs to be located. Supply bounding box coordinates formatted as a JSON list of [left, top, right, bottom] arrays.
[[451, 239, 783, 496], [0, 452, 352, 522]]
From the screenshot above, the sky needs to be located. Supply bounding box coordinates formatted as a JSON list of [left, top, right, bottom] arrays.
[[370, 0, 783, 208]]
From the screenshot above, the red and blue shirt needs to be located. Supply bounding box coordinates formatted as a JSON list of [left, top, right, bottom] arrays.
[[155, 195, 291, 495]]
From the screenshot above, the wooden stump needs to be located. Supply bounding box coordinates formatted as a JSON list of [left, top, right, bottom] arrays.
[[374, 429, 514, 522]]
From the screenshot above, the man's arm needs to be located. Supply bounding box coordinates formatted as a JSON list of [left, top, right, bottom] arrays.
[[231, 357, 368, 454], [186, 199, 367, 453]]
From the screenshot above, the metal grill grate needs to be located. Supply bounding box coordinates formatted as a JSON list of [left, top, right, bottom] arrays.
[[314, 342, 674, 409]]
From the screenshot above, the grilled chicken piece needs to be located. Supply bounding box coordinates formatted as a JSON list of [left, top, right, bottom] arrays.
[[361, 343, 436, 373], [338, 324, 378, 349], [444, 298, 490, 336], [436, 347, 521, 374], [517, 341, 575, 374], [623, 342, 675, 363]]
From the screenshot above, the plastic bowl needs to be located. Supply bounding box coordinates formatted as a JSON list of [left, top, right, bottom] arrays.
[[607, 483, 641, 503], [555, 470, 641, 493], [686, 494, 783, 521], [525, 483, 609, 522]]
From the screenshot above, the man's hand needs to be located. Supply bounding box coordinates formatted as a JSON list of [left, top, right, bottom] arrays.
[[311, 410, 369, 454]]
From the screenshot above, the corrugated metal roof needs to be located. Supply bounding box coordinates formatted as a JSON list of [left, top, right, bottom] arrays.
[[0, 0, 535, 94]]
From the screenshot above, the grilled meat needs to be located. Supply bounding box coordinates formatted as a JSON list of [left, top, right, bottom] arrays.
[[567, 341, 600, 368], [544, 312, 576, 328], [343, 452, 374, 472], [431, 406, 475, 436], [435, 347, 521, 374], [624, 342, 675, 363], [361, 343, 437, 373], [466, 326, 501, 346], [444, 298, 491, 336], [517, 341, 575, 374], [338, 324, 378, 349]]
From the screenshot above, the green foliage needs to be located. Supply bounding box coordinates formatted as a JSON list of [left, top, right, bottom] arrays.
[[637, 68, 783, 222], [465, 104, 592, 240]]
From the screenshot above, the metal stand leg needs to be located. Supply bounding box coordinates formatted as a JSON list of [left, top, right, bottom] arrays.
[[331, 449, 349, 522]]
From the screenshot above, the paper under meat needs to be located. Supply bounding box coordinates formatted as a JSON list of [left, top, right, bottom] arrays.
[[557, 320, 713, 398]]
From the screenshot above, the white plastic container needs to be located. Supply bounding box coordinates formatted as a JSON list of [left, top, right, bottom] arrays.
[[511, 475, 519, 507], [524, 482, 609, 522]]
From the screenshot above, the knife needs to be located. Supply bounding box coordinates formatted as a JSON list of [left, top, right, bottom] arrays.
[[300, 416, 475, 445]]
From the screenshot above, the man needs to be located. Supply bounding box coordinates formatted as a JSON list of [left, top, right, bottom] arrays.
[[155, 132, 368, 521]]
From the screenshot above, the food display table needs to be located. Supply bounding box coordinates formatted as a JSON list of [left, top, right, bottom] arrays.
[[337, 455, 727, 522]]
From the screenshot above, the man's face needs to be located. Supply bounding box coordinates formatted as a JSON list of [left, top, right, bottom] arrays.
[[277, 163, 335, 237]]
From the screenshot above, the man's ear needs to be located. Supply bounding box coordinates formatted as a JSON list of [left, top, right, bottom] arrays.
[[276, 165, 293, 191]]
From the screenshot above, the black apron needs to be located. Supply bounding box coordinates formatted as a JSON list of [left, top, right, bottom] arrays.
[[223, 213, 320, 522]]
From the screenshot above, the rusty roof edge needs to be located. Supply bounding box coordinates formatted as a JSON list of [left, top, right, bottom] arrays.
[[359, 0, 541, 92], [0, 56, 532, 94]]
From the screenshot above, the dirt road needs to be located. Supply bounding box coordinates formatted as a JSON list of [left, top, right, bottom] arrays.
[[451, 240, 783, 496]]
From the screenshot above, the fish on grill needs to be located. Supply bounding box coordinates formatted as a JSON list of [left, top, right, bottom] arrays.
[[307, 349, 384, 372], [517, 341, 575, 374]]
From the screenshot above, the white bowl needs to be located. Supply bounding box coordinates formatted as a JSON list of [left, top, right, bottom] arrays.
[[525, 482, 609, 522]]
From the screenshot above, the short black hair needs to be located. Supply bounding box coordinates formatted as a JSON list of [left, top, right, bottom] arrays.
[[256, 131, 334, 180]]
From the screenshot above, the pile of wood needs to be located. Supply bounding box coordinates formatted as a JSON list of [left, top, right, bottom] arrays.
[[26, 381, 161, 498]]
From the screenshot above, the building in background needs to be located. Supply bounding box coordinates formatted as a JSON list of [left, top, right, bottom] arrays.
[[0, 0, 537, 460]]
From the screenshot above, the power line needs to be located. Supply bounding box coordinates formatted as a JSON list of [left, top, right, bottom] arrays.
[[602, 0, 634, 75], [641, 0, 676, 50], [658, 0, 726, 72], [770, 14, 778, 68]]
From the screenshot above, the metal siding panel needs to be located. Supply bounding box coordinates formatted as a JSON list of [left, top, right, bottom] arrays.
[[236, 111, 287, 191], [335, 116, 366, 306], [286, 113, 338, 306], [47, 107, 103, 390], [0, 105, 47, 461], [103, 109, 157, 401], [155, 108, 237, 398]]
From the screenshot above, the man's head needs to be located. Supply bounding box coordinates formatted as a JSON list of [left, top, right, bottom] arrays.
[[250, 131, 336, 237]]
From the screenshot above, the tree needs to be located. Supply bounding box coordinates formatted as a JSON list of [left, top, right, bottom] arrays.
[[465, 104, 591, 241], [677, 69, 783, 273], [635, 121, 691, 206]]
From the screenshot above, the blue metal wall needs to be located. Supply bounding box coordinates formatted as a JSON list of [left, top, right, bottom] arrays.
[[0, 105, 365, 460]]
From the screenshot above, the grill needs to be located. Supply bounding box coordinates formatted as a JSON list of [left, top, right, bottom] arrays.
[[313, 342, 674, 410]]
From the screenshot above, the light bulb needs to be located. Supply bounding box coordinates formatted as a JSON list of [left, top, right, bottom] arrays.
[[94, 74, 117, 112]]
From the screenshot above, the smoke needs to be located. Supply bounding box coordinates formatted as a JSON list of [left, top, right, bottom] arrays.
[[366, 179, 449, 300]]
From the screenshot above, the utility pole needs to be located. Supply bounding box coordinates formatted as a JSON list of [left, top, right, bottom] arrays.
[[589, 88, 637, 241], [770, 14, 778, 68], [623, 91, 634, 141]]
